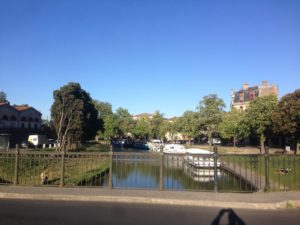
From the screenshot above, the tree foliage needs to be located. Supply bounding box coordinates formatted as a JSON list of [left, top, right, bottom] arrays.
[[197, 94, 226, 148], [177, 111, 199, 142], [132, 117, 151, 140], [244, 95, 278, 153], [150, 111, 165, 139], [272, 89, 300, 154], [0, 91, 7, 102], [51, 82, 99, 151], [219, 108, 249, 147]]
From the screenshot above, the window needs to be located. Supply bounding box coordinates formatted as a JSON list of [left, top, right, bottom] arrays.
[[10, 115, 16, 121], [239, 93, 244, 102], [21, 123, 25, 128], [28, 117, 33, 122]]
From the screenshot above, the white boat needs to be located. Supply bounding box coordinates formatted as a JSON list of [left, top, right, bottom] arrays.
[[163, 144, 221, 168], [163, 144, 186, 153], [148, 139, 164, 152]]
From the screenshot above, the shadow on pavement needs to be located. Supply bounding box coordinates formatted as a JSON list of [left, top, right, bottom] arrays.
[[211, 208, 246, 225]]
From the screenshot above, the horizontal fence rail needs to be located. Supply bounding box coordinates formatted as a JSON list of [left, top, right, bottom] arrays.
[[0, 149, 300, 192]]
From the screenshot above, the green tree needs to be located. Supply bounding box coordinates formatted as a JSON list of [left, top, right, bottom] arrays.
[[132, 118, 151, 140], [219, 109, 249, 147], [0, 91, 7, 102], [178, 111, 199, 144], [150, 111, 165, 139], [272, 89, 300, 154], [245, 95, 278, 153], [93, 100, 112, 119], [103, 114, 120, 140], [51, 82, 99, 151], [197, 94, 226, 148], [115, 107, 135, 137], [93, 100, 113, 139]]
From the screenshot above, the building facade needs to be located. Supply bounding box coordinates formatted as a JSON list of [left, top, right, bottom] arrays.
[[0, 102, 42, 130], [231, 81, 278, 110]]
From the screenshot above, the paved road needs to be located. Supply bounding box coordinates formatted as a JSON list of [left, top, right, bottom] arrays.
[[0, 199, 299, 225]]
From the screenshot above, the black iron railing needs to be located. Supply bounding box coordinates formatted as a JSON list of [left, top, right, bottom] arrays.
[[0, 146, 299, 192]]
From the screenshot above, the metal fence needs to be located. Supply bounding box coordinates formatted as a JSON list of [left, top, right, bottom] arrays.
[[0, 147, 299, 192]]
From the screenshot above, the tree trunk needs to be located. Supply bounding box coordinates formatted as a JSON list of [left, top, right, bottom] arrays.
[[295, 141, 299, 155], [233, 136, 236, 148], [208, 131, 212, 150], [260, 134, 265, 154]]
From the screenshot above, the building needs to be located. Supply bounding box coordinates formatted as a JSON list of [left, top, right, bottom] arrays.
[[132, 113, 154, 120], [231, 81, 278, 110], [0, 102, 42, 130]]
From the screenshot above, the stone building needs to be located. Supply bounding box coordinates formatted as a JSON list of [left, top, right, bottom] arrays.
[[0, 102, 42, 130], [231, 81, 278, 110]]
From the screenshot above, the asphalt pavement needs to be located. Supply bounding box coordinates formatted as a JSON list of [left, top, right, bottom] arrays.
[[1, 199, 300, 225]]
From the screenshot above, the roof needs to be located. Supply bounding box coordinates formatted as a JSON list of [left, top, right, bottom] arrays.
[[0, 101, 9, 106], [14, 104, 31, 111]]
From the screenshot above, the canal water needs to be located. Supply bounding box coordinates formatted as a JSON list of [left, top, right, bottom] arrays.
[[98, 148, 253, 192]]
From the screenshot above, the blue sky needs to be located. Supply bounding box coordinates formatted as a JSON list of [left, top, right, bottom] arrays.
[[0, 0, 299, 119]]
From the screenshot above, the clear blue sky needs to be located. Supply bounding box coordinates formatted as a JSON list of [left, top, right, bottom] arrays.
[[0, 0, 299, 119]]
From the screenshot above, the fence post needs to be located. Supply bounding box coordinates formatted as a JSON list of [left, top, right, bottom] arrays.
[[159, 152, 164, 191], [213, 145, 218, 193], [60, 150, 65, 187], [108, 145, 113, 189], [14, 144, 19, 185], [264, 146, 270, 192]]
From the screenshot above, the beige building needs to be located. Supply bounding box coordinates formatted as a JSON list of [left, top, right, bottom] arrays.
[[0, 102, 42, 130], [132, 113, 154, 120], [231, 80, 278, 110]]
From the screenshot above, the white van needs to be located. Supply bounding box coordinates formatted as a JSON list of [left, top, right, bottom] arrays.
[[28, 135, 48, 147]]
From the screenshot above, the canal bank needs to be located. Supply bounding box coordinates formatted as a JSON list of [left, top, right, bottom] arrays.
[[0, 186, 300, 210]]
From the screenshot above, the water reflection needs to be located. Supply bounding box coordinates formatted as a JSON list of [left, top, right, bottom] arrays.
[[91, 148, 252, 191]]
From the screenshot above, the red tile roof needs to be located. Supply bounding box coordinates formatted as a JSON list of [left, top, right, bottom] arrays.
[[0, 101, 9, 106], [14, 104, 31, 111]]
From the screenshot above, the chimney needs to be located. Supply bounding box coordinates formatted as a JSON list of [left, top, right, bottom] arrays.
[[262, 80, 268, 86], [242, 83, 249, 90]]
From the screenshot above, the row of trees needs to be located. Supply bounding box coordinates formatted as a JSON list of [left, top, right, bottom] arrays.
[[50, 82, 299, 153]]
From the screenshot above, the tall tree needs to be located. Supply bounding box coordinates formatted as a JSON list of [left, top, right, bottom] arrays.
[[0, 91, 7, 102], [51, 82, 99, 151], [219, 109, 249, 147], [197, 94, 226, 149], [103, 114, 120, 140], [272, 89, 300, 154], [132, 117, 151, 140], [150, 111, 165, 139], [244, 95, 278, 153], [178, 111, 199, 144], [115, 107, 135, 137], [93, 100, 113, 139]]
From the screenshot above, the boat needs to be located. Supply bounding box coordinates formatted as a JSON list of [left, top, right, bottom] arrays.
[[163, 144, 221, 168], [133, 141, 150, 150], [163, 144, 186, 153], [148, 139, 164, 152], [111, 139, 133, 148]]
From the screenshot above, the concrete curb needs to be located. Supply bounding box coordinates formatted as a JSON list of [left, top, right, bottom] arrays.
[[0, 192, 298, 210]]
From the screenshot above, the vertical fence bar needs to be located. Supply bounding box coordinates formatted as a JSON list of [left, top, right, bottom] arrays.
[[213, 145, 218, 193], [14, 144, 19, 185], [108, 146, 113, 189], [60, 151, 65, 187], [159, 152, 164, 191], [264, 146, 270, 192]]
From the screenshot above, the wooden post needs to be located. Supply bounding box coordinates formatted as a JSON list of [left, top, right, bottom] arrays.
[[14, 144, 20, 185]]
